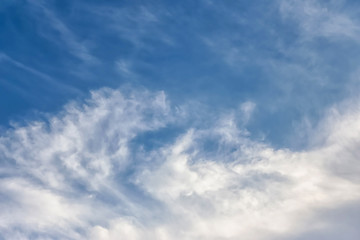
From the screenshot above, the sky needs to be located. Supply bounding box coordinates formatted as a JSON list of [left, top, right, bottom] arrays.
[[0, 0, 360, 239]]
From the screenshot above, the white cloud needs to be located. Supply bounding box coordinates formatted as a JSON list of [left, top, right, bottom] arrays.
[[0, 87, 360, 239]]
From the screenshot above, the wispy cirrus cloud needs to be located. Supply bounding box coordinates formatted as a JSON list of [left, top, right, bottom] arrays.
[[0, 86, 359, 239], [199, 0, 360, 148], [85, 4, 174, 51], [27, 0, 97, 64], [0, 52, 80, 94], [279, 0, 360, 41], [1, 1, 360, 239]]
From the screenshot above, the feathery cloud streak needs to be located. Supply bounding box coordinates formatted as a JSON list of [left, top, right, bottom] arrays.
[[0, 87, 359, 239]]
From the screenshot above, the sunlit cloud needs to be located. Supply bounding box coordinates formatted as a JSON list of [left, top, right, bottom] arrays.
[[0, 87, 359, 239]]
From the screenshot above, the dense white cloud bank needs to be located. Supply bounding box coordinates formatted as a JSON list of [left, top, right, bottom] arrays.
[[0, 87, 359, 240]]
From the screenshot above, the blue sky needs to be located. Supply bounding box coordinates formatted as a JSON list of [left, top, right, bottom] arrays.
[[1, 0, 360, 239]]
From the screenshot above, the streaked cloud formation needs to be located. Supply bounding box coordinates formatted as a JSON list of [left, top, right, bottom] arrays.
[[0, 87, 359, 239], [1, 0, 360, 239]]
